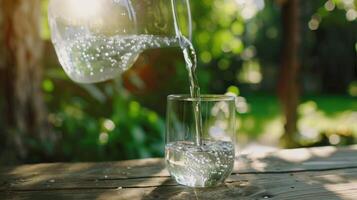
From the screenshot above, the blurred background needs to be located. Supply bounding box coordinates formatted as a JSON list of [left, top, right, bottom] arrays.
[[0, 0, 356, 164]]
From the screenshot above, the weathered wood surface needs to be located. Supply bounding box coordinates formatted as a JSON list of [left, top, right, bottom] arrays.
[[1, 145, 357, 200]]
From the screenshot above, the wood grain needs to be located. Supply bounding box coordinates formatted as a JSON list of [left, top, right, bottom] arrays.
[[1, 145, 357, 199]]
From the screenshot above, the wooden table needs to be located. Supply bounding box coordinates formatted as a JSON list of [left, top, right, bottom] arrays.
[[1, 145, 357, 200]]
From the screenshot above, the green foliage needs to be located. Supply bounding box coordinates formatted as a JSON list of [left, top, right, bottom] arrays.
[[43, 78, 164, 162], [108, 94, 165, 159], [189, 0, 247, 93]]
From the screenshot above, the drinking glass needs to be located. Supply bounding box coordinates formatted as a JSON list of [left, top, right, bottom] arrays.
[[48, 0, 192, 83], [165, 95, 236, 187]]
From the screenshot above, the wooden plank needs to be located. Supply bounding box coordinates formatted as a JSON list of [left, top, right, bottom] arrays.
[[0, 158, 167, 180], [2, 145, 356, 178], [1, 145, 357, 191], [2, 168, 357, 200], [1, 145, 357, 199]]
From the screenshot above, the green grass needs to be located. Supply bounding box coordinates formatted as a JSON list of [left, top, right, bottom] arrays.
[[303, 95, 357, 116], [238, 94, 357, 143], [238, 94, 281, 138]]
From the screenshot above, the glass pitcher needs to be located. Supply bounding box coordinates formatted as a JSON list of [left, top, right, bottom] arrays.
[[48, 0, 192, 83]]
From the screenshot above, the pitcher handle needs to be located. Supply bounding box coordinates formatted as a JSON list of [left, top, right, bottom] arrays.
[[172, 0, 193, 41], [185, 0, 193, 41]]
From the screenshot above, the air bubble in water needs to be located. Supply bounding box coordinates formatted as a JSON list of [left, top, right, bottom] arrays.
[[51, 30, 179, 83]]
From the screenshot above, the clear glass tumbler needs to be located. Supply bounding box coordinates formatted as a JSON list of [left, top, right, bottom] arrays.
[[165, 95, 236, 187]]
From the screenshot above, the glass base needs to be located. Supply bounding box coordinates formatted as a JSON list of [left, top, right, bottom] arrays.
[[165, 140, 234, 188]]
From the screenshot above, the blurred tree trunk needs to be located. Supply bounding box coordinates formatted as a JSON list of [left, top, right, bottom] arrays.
[[277, 0, 301, 148], [0, 0, 55, 161]]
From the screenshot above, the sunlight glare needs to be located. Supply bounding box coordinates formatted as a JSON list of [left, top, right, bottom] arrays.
[[67, 0, 102, 20], [235, 0, 265, 20]]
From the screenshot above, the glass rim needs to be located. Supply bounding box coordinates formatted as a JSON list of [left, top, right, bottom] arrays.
[[167, 94, 236, 102]]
